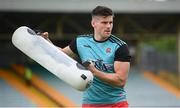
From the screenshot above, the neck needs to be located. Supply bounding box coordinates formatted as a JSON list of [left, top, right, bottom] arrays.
[[94, 34, 109, 42]]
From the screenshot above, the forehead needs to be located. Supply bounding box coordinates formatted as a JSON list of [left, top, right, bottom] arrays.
[[93, 15, 113, 21]]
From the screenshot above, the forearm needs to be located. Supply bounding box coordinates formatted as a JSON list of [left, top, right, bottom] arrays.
[[46, 39, 75, 58], [39, 32, 74, 57], [89, 67, 126, 87], [45, 38, 63, 52]]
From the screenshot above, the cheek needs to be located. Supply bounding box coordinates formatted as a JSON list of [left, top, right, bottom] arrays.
[[97, 26, 103, 31]]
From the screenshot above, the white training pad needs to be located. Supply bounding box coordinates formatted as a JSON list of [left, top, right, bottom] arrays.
[[12, 26, 93, 91]]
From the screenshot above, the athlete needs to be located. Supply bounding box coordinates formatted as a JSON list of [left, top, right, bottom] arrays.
[[41, 6, 131, 108]]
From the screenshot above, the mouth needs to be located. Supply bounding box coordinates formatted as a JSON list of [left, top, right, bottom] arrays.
[[104, 30, 111, 34]]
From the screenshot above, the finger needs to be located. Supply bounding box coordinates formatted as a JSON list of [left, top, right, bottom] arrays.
[[82, 61, 91, 67], [42, 32, 49, 39]]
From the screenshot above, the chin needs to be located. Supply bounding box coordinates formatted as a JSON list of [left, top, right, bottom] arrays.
[[105, 34, 111, 37]]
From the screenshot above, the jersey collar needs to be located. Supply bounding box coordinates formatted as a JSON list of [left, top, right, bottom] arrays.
[[93, 35, 111, 43]]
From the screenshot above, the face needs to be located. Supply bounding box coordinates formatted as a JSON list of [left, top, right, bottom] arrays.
[[91, 15, 113, 40]]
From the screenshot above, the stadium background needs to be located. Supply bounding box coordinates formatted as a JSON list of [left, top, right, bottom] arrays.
[[0, 0, 179, 107]]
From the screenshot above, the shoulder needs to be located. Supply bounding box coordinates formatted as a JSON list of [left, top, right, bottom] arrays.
[[109, 35, 127, 47], [76, 34, 93, 44], [69, 35, 92, 56]]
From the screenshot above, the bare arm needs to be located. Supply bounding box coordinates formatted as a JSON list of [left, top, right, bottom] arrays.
[[62, 46, 75, 57], [40, 32, 75, 57], [87, 61, 130, 87]]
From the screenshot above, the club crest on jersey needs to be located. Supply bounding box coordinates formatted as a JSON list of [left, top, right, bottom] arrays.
[[106, 48, 111, 53]]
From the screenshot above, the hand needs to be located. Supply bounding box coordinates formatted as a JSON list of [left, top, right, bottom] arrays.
[[34, 29, 49, 40], [38, 32, 49, 40], [87, 63, 96, 74], [82, 60, 96, 74], [41, 32, 49, 40]]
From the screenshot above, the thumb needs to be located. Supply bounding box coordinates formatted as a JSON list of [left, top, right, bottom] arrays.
[[42, 32, 49, 39]]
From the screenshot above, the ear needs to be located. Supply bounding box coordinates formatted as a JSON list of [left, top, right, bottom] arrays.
[[91, 19, 95, 28]]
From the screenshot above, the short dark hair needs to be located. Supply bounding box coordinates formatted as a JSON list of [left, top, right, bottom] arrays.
[[91, 6, 114, 17]]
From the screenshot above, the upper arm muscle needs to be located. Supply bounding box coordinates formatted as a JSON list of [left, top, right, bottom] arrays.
[[114, 61, 130, 83]]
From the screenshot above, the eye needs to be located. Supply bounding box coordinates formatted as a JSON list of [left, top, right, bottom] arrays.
[[101, 22, 107, 24]]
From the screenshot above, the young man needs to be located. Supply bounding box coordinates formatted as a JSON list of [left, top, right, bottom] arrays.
[[42, 6, 131, 108]]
